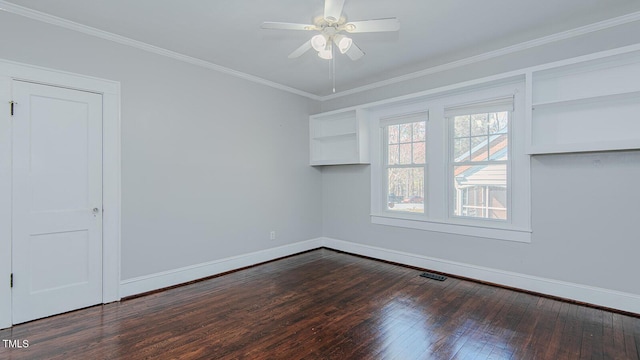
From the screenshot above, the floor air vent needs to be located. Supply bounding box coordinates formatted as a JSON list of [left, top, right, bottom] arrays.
[[420, 272, 447, 281]]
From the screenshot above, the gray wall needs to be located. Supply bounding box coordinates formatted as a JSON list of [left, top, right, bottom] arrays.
[[0, 12, 322, 280], [319, 22, 640, 296], [322, 153, 640, 295]]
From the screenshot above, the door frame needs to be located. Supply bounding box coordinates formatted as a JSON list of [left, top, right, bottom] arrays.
[[0, 59, 121, 328]]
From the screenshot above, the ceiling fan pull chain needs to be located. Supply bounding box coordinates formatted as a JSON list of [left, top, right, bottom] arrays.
[[332, 45, 336, 93]]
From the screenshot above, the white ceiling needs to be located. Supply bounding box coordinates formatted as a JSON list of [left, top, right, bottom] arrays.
[[3, 0, 640, 97]]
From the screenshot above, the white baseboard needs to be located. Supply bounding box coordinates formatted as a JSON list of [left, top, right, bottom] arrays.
[[120, 238, 323, 298], [321, 237, 640, 315], [119, 236, 640, 314]]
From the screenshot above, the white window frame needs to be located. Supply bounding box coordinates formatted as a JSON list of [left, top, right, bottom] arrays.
[[370, 81, 531, 243], [381, 111, 428, 216], [446, 97, 513, 223]]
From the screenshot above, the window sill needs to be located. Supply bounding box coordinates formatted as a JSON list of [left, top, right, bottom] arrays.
[[371, 214, 531, 243]]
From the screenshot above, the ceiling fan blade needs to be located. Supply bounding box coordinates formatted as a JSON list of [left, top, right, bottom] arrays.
[[344, 18, 400, 33], [261, 22, 316, 31], [324, 0, 345, 23], [345, 41, 365, 61], [288, 40, 313, 58]]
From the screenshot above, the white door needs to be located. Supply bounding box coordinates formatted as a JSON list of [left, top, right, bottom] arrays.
[[11, 80, 103, 324]]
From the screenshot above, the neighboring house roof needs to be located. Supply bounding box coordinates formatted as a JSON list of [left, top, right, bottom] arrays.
[[454, 133, 508, 187]]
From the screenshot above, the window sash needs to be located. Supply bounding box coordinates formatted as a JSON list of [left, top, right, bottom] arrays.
[[448, 108, 512, 222], [383, 119, 427, 214], [384, 165, 426, 214]]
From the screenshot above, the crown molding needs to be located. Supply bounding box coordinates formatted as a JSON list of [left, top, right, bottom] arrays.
[[1, 0, 639, 102], [319, 10, 640, 101], [0, 0, 322, 101]]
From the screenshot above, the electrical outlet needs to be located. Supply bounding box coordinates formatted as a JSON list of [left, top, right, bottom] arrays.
[[270, 231, 276, 240]]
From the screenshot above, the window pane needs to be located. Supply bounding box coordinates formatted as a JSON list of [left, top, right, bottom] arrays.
[[489, 112, 509, 134], [454, 115, 470, 137], [399, 143, 412, 164], [488, 186, 507, 219], [413, 141, 426, 164], [470, 113, 488, 136], [413, 122, 426, 141], [489, 133, 508, 160], [388, 125, 399, 144], [388, 144, 399, 165], [453, 164, 507, 220], [400, 123, 412, 142], [471, 136, 488, 161], [454, 138, 470, 162], [387, 167, 424, 213]]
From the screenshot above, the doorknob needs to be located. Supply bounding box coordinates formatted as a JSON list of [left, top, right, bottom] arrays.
[[93, 208, 100, 214]]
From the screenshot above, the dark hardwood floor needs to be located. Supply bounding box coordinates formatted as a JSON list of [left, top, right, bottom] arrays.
[[1, 249, 639, 359]]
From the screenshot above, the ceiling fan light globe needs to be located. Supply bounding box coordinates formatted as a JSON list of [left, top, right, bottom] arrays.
[[333, 34, 353, 54], [318, 49, 333, 60], [311, 34, 327, 51]]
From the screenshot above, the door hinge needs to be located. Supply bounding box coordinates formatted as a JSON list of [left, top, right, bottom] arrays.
[[9, 101, 17, 116], [10, 273, 13, 288]]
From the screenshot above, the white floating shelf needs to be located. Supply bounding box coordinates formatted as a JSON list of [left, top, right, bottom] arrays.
[[310, 109, 369, 166], [528, 49, 640, 154]]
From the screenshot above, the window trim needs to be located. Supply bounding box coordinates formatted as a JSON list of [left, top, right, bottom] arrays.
[[370, 81, 531, 243]]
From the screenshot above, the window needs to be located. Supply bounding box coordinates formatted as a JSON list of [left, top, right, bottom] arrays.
[[448, 101, 511, 221], [370, 81, 530, 242], [383, 115, 427, 214]]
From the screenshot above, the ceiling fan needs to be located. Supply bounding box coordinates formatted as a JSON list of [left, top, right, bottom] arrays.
[[261, 0, 400, 61]]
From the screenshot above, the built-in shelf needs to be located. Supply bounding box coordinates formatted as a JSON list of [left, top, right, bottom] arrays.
[[527, 139, 640, 155], [311, 132, 357, 141], [532, 90, 640, 110], [310, 109, 369, 166], [307, 45, 640, 158], [528, 49, 640, 154]]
